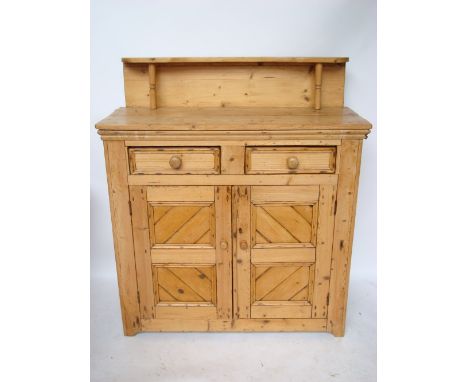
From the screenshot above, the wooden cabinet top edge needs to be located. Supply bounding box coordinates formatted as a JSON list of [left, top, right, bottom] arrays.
[[95, 106, 372, 132], [121, 57, 349, 64]]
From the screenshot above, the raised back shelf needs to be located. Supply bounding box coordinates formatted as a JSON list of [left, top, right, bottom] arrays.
[[122, 57, 349, 110]]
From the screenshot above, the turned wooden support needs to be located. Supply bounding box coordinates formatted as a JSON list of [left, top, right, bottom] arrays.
[[148, 64, 157, 109], [314, 63, 323, 110]]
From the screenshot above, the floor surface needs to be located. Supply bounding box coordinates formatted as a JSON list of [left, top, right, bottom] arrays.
[[91, 273, 376, 382]]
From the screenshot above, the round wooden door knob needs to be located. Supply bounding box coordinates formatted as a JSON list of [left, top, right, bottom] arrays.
[[169, 155, 182, 169], [220, 240, 228, 250], [219, 240, 228, 249], [287, 156, 299, 169], [240, 240, 249, 250]]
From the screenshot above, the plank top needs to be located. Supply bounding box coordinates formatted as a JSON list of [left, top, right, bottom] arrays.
[[95, 107, 371, 132], [122, 57, 349, 64]]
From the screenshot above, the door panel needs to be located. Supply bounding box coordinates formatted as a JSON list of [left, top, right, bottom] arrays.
[[130, 185, 232, 321], [254, 204, 314, 243], [234, 185, 336, 319], [154, 266, 216, 303], [149, 204, 215, 245], [253, 265, 311, 301]]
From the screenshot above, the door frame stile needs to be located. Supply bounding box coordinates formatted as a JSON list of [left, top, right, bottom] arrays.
[[232, 186, 252, 319], [215, 186, 233, 319], [129, 185, 156, 320]]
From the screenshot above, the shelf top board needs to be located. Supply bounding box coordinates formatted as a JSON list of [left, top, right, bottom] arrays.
[[122, 57, 349, 64], [96, 107, 371, 132]]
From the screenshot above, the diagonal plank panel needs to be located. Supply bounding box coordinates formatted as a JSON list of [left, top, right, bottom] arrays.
[[262, 266, 309, 301], [153, 206, 201, 243], [157, 267, 214, 302], [255, 230, 271, 244], [255, 207, 299, 243], [261, 205, 312, 242], [292, 205, 313, 224], [194, 230, 211, 244], [152, 205, 214, 245], [158, 285, 178, 301], [165, 206, 213, 244], [255, 266, 300, 300], [289, 286, 309, 301], [168, 267, 213, 301], [152, 205, 173, 224]]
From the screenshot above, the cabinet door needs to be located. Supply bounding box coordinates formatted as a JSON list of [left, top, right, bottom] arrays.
[[130, 186, 232, 321], [233, 185, 336, 319]]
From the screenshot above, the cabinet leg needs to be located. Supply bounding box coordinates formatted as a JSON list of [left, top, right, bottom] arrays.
[[104, 141, 142, 336], [327, 140, 363, 337], [123, 325, 141, 336]]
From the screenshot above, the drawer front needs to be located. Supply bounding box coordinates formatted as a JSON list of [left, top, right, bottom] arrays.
[[128, 147, 220, 175], [245, 146, 336, 174]]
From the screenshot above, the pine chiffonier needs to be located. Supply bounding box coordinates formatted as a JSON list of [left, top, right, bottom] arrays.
[[96, 57, 372, 336]]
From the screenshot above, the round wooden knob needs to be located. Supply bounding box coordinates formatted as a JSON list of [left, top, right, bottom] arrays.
[[287, 156, 299, 170], [240, 240, 249, 251], [220, 240, 228, 250], [169, 156, 182, 169]]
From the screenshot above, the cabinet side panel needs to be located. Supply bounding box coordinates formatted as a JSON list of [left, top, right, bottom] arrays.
[[327, 140, 363, 336], [104, 141, 141, 335], [321, 64, 346, 108], [123, 63, 149, 107]]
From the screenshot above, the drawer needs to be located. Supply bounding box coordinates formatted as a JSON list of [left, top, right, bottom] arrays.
[[245, 146, 336, 174], [128, 147, 220, 175]]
